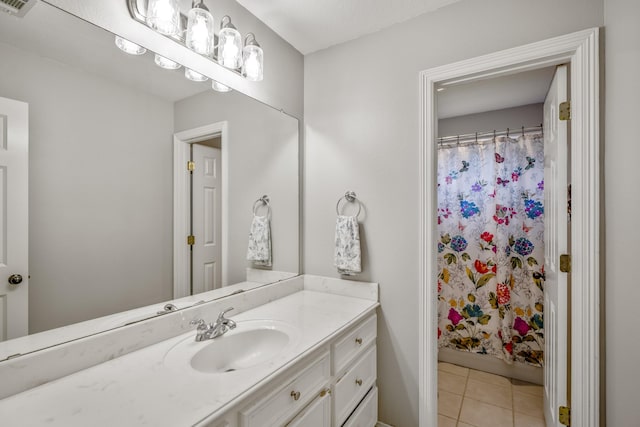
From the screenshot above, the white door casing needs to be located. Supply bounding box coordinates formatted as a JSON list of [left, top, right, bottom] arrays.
[[191, 144, 222, 293], [0, 97, 28, 341], [419, 28, 600, 427], [543, 65, 569, 426]]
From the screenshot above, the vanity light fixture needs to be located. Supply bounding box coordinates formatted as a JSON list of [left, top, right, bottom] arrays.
[[217, 15, 242, 69], [185, 68, 209, 82], [242, 33, 263, 81], [115, 36, 147, 55], [124, 0, 266, 88], [186, 0, 214, 56], [154, 54, 182, 70], [146, 0, 181, 36], [212, 80, 232, 92]]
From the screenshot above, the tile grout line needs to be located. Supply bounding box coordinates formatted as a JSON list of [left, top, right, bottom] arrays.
[[511, 378, 516, 426], [457, 369, 469, 424]]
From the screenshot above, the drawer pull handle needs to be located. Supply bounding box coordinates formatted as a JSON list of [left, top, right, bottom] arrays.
[[355, 337, 363, 345], [290, 390, 301, 401], [355, 378, 363, 386]]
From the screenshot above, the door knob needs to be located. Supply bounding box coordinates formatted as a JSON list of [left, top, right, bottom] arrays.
[[8, 274, 23, 285]]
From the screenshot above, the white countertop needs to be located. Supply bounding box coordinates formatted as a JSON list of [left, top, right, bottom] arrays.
[[0, 290, 378, 426]]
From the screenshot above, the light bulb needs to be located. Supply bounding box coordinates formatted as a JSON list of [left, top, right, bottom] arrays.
[[115, 36, 146, 55], [185, 68, 208, 82], [154, 54, 181, 70], [146, 0, 180, 36], [186, 4, 214, 56], [217, 16, 242, 69], [242, 45, 263, 81], [212, 81, 232, 92]]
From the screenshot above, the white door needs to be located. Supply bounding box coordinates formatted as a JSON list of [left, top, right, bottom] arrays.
[[191, 143, 222, 293], [543, 65, 569, 426], [0, 97, 29, 342]]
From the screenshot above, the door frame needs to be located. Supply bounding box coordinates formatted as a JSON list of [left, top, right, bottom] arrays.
[[173, 121, 229, 298], [418, 28, 600, 427]]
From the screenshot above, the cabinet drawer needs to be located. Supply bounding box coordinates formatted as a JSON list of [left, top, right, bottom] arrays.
[[343, 386, 378, 427], [333, 314, 377, 374], [334, 345, 377, 426], [285, 391, 331, 427], [240, 352, 330, 427]]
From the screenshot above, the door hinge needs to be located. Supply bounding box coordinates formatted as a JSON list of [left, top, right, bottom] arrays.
[[187, 161, 195, 172], [559, 405, 571, 425], [187, 235, 195, 245], [559, 101, 571, 121], [560, 254, 571, 273]]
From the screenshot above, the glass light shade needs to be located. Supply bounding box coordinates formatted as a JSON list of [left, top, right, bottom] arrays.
[[154, 54, 181, 70], [146, 0, 181, 36], [186, 7, 214, 55], [217, 27, 242, 69], [212, 81, 232, 92], [185, 68, 208, 82], [242, 44, 263, 81], [115, 36, 146, 55]]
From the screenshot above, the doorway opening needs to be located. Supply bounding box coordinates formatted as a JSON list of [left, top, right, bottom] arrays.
[[173, 121, 229, 299], [418, 28, 600, 427], [434, 64, 569, 426]]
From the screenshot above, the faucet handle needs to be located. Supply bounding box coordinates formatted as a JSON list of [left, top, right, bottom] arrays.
[[217, 307, 234, 320]]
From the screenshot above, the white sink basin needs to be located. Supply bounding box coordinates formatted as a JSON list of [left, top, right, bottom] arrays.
[[164, 320, 300, 374]]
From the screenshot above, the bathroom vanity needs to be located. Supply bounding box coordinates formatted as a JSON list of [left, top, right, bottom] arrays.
[[0, 276, 379, 426]]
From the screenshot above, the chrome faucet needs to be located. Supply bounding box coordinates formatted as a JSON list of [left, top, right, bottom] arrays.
[[190, 307, 237, 341]]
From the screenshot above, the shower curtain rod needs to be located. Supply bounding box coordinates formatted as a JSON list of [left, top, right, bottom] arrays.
[[438, 124, 543, 147]]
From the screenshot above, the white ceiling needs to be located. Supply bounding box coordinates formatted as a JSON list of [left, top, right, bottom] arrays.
[[437, 67, 557, 119], [236, 0, 463, 54]]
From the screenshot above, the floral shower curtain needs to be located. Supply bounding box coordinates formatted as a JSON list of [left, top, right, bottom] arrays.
[[437, 134, 545, 366]]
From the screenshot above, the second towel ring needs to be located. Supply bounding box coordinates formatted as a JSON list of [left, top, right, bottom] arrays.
[[336, 191, 361, 218], [253, 195, 271, 218]]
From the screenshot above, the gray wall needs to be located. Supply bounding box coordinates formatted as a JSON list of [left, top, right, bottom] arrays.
[[303, 0, 603, 425], [46, 0, 304, 119], [604, 0, 640, 424], [438, 103, 543, 138], [174, 91, 299, 284], [0, 42, 175, 333]]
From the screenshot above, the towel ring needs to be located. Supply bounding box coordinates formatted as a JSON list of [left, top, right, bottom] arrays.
[[252, 195, 271, 218], [336, 191, 361, 218]]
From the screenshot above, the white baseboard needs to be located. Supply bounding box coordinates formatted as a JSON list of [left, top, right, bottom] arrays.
[[438, 348, 543, 385]]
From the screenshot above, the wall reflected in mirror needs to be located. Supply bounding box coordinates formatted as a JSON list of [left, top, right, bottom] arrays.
[[0, 1, 298, 355]]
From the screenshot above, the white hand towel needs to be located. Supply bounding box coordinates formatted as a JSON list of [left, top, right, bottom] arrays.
[[334, 215, 362, 275], [247, 215, 272, 266]]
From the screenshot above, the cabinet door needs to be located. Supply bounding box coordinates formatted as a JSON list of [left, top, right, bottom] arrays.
[[286, 393, 331, 427]]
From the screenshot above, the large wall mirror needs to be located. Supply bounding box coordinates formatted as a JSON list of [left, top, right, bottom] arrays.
[[0, 1, 299, 359]]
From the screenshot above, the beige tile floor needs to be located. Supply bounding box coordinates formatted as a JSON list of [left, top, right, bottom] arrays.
[[438, 362, 545, 427]]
